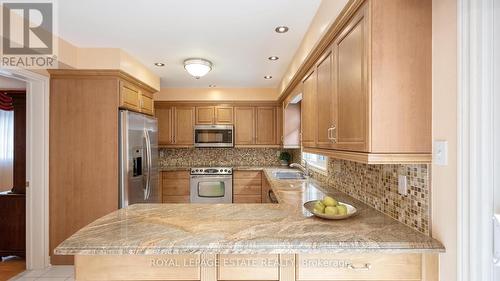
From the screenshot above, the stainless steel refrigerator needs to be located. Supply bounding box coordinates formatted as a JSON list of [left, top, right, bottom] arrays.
[[119, 110, 160, 208]]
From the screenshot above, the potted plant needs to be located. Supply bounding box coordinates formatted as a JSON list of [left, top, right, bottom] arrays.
[[278, 151, 292, 166]]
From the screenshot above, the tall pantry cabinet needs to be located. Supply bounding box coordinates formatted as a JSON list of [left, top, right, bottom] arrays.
[[48, 70, 156, 264]]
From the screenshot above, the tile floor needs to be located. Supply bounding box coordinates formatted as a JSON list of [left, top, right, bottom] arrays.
[[9, 266, 74, 281]]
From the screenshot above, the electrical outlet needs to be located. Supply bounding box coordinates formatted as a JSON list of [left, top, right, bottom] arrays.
[[398, 175, 408, 196]]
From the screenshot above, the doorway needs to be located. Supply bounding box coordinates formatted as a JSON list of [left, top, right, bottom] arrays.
[[0, 76, 27, 280], [0, 69, 50, 272]]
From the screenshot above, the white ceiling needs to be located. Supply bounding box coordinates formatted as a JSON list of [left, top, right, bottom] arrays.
[[57, 0, 322, 88]]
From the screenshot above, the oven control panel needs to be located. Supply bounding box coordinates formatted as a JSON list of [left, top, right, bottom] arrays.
[[190, 167, 233, 175]]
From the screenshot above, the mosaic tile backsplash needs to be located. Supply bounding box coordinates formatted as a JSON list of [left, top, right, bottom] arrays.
[[308, 159, 431, 235], [160, 148, 430, 235], [159, 148, 300, 168]]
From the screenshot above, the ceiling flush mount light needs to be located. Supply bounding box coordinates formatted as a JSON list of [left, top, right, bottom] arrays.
[[184, 58, 212, 79], [275, 26, 289, 33], [264, 75, 273, 79], [209, 84, 216, 88], [268, 56, 279, 61], [154, 62, 165, 67]]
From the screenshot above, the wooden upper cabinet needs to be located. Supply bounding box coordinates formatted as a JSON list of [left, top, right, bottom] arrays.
[[315, 49, 335, 149], [301, 70, 317, 148], [156, 106, 173, 145], [173, 107, 195, 145], [215, 106, 234, 124], [332, 5, 368, 152], [196, 106, 233, 124], [196, 106, 215, 124], [119, 81, 141, 111], [234, 107, 255, 145], [156, 103, 279, 147], [140, 93, 154, 116], [297, 0, 431, 163], [119, 80, 155, 116], [255, 107, 276, 145]]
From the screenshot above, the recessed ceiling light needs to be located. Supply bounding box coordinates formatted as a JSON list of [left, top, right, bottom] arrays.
[[268, 56, 279, 61], [275, 26, 289, 33], [209, 84, 216, 88], [264, 75, 273, 79], [154, 62, 165, 67]]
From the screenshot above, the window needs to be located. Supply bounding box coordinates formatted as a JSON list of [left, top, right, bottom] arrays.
[[302, 152, 328, 171], [0, 110, 14, 161]]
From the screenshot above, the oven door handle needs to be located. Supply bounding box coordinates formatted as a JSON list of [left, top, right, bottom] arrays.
[[190, 175, 232, 181]]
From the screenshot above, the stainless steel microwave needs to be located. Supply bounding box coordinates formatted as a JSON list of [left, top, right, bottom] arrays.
[[194, 125, 234, 148]]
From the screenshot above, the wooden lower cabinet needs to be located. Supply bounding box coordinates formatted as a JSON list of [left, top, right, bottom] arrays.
[[162, 171, 190, 203], [73, 253, 438, 281], [233, 171, 262, 203], [218, 254, 279, 280]]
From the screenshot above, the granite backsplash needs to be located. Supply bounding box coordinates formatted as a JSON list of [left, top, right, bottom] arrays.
[[308, 159, 431, 235], [159, 148, 301, 168]]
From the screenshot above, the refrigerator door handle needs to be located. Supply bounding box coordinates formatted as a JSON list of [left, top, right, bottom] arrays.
[[143, 129, 150, 200], [145, 129, 153, 200]]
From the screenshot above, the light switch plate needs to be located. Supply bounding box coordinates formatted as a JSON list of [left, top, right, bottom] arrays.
[[398, 175, 408, 196], [434, 140, 449, 166]]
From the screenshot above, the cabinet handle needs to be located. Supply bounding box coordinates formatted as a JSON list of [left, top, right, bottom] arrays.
[[331, 125, 337, 143], [348, 263, 371, 271]]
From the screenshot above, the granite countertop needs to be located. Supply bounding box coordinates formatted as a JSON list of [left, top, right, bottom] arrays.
[[55, 168, 444, 255]]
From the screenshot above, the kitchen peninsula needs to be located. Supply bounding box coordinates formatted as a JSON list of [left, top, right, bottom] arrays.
[[56, 169, 444, 281]]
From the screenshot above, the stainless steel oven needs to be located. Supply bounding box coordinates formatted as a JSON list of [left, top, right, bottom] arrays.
[[190, 167, 233, 203], [194, 125, 233, 148]]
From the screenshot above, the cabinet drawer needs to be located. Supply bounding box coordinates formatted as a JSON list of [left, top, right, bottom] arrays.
[[75, 255, 200, 281], [218, 254, 279, 280], [297, 254, 422, 281], [233, 195, 261, 203]]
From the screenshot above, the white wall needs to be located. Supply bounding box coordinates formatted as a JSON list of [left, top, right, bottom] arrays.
[[432, 0, 458, 280]]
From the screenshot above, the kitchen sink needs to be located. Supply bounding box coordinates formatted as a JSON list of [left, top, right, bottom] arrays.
[[272, 171, 307, 180]]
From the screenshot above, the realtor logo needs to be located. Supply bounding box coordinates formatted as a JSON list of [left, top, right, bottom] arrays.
[[1, 1, 57, 68]]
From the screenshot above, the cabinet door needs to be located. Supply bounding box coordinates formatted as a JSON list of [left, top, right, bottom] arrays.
[[234, 107, 255, 145], [196, 106, 215, 124], [155, 106, 173, 145], [315, 49, 336, 149], [119, 81, 141, 111], [174, 107, 195, 145], [333, 5, 369, 152], [301, 70, 317, 148], [255, 107, 276, 145], [162, 171, 190, 203], [140, 94, 154, 116], [215, 106, 234, 124]]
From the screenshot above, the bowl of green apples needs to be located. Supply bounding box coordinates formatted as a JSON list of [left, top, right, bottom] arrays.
[[304, 196, 357, 220]]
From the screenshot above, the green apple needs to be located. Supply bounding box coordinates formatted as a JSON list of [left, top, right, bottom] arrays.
[[314, 200, 325, 210], [337, 204, 348, 215], [314, 206, 325, 214], [322, 196, 338, 207], [324, 206, 338, 215]]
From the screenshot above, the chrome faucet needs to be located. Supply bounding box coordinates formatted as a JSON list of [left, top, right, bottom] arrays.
[[290, 161, 311, 177]]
